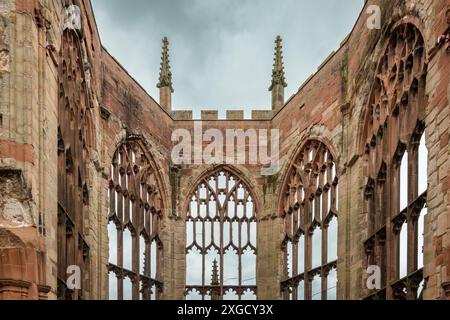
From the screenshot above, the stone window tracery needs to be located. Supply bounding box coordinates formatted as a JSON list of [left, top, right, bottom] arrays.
[[185, 168, 257, 300], [107, 139, 163, 300], [361, 23, 428, 300], [57, 29, 91, 300], [280, 140, 338, 300]]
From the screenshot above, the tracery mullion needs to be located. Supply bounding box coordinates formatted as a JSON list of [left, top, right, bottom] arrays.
[[108, 140, 163, 300], [407, 146, 417, 278], [116, 155, 124, 299], [281, 141, 338, 300], [219, 175, 225, 298], [57, 29, 91, 300], [321, 222, 328, 300], [186, 169, 257, 300], [237, 194, 242, 295], [305, 214, 313, 300], [375, 179, 382, 231], [142, 182, 149, 287], [132, 204, 140, 300], [292, 191, 299, 291]]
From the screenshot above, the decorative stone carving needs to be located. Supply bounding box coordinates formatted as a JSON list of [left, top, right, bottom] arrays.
[[0, 49, 9, 72], [307, 123, 327, 137], [0, 170, 34, 228], [0, 15, 9, 73], [63, 5, 81, 31]]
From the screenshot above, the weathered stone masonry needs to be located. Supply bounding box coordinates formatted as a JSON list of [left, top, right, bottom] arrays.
[[0, 0, 449, 300]]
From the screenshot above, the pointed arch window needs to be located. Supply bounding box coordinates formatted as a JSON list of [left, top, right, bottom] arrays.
[[280, 140, 338, 300], [185, 168, 257, 300], [361, 23, 428, 300], [57, 29, 92, 300], [107, 139, 164, 300]]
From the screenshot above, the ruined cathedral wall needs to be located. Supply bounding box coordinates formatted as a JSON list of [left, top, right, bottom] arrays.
[[0, 0, 65, 299], [169, 119, 271, 299], [0, 0, 116, 300], [77, 0, 109, 300], [270, 36, 346, 299], [270, 0, 450, 300], [93, 0, 450, 300], [338, 0, 450, 300], [99, 49, 176, 298]]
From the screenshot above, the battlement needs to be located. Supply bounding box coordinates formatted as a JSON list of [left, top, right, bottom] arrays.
[[171, 109, 274, 121]]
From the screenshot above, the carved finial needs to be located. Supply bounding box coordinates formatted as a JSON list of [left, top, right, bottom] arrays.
[[157, 37, 174, 92], [211, 259, 219, 286], [269, 35, 287, 91]]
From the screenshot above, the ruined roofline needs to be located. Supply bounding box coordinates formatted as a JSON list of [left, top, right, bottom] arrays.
[[96, 1, 369, 122], [101, 47, 275, 122], [100, 46, 174, 121], [171, 110, 274, 121], [271, 0, 369, 120]]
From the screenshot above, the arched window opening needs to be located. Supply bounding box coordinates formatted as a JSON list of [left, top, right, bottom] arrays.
[[311, 275, 321, 300], [417, 206, 427, 271], [286, 241, 293, 278], [57, 29, 91, 300], [399, 223, 408, 279], [280, 140, 338, 300], [311, 227, 322, 270], [185, 167, 257, 300], [400, 152, 408, 212], [108, 139, 164, 300], [327, 268, 338, 300], [418, 134, 428, 196], [297, 281, 305, 300], [298, 236, 305, 275], [361, 23, 428, 300], [327, 217, 338, 263]]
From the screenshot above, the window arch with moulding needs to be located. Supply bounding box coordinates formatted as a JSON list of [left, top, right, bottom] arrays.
[[280, 139, 339, 300], [107, 138, 165, 300], [57, 28, 94, 300], [185, 166, 258, 300], [360, 22, 428, 300]]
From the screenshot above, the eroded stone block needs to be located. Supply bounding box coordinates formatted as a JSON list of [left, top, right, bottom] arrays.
[[63, 5, 81, 31], [0, 170, 34, 228]]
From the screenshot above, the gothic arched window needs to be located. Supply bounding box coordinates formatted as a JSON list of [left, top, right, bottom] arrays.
[[108, 139, 164, 300], [361, 23, 428, 300], [185, 167, 257, 300], [57, 29, 91, 300], [280, 140, 338, 300]]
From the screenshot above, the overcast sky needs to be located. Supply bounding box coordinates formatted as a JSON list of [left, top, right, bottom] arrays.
[[91, 0, 365, 118]]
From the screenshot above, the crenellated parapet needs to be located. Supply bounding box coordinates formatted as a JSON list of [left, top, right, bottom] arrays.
[[170, 108, 273, 121]]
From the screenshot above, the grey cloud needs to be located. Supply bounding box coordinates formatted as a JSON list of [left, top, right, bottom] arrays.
[[92, 0, 364, 116]]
